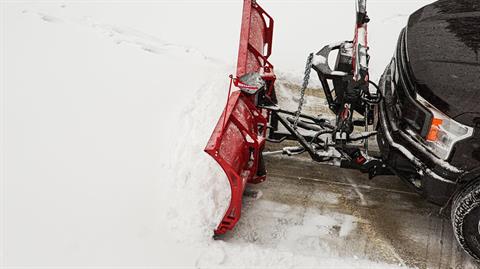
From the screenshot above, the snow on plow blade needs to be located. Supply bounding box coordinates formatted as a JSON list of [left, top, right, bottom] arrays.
[[204, 0, 275, 235]]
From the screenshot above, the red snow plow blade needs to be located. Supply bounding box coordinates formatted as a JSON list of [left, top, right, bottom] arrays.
[[204, 0, 275, 235]]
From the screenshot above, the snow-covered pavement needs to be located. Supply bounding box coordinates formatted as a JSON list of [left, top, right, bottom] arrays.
[[222, 153, 477, 268], [3, 0, 475, 268]]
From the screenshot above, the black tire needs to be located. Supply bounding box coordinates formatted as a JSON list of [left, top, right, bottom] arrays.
[[451, 180, 480, 261]]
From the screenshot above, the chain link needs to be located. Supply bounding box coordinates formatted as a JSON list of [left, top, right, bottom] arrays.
[[293, 53, 314, 129]]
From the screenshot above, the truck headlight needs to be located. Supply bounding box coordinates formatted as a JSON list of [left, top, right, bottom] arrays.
[[416, 95, 474, 160]]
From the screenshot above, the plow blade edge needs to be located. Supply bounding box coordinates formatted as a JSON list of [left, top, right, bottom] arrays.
[[204, 0, 275, 235]]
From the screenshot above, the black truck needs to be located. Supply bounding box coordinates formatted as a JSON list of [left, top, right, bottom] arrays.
[[377, 0, 480, 260]]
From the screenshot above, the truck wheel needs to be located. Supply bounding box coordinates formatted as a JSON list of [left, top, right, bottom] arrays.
[[451, 180, 480, 261]]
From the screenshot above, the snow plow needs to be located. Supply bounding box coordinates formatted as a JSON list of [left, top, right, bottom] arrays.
[[204, 0, 275, 235], [205, 0, 390, 235], [205, 0, 480, 262], [205, 0, 384, 235]]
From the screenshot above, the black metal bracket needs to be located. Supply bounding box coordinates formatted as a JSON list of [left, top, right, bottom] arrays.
[[262, 105, 392, 178]]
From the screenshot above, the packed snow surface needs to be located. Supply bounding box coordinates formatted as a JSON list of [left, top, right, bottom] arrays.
[[2, 0, 433, 268]]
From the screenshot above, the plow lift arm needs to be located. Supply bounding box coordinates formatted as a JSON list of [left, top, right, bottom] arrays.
[[205, 0, 391, 236]]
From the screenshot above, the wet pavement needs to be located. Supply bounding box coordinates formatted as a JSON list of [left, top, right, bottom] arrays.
[[221, 154, 477, 268]]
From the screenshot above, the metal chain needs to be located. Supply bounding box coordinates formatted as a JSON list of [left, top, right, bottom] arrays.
[[293, 53, 314, 129]]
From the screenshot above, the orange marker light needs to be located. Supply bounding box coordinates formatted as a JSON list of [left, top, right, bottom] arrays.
[[426, 118, 443, 141]]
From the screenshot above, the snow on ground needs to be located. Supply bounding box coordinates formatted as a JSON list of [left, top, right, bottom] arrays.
[[1, 0, 434, 268]]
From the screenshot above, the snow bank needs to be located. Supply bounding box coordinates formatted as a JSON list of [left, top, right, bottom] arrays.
[[3, 3, 230, 266], [167, 77, 230, 242]]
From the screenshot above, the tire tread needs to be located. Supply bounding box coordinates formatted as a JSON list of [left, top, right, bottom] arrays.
[[451, 180, 480, 261]]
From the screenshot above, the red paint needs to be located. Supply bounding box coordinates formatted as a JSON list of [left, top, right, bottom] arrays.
[[236, 0, 274, 78], [204, 0, 275, 235]]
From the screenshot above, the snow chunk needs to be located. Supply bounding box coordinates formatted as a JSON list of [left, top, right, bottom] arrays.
[[312, 54, 327, 66]]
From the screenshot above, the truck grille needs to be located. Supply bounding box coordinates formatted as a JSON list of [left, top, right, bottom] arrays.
[[394, 29, 433, 138]]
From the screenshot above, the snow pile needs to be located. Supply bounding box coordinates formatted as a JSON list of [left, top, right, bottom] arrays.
[[166, 77, 230, 242], [3, 3, 231, 266]]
